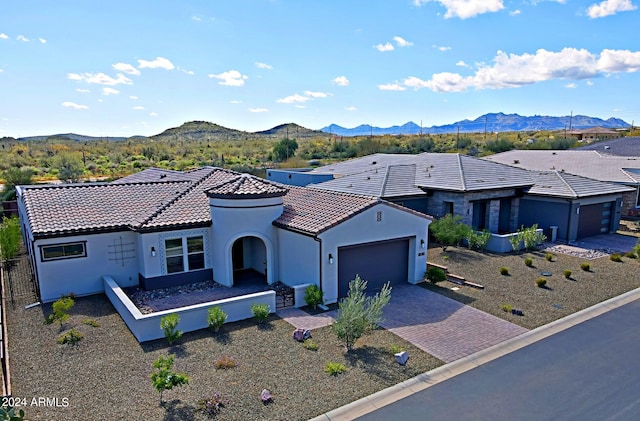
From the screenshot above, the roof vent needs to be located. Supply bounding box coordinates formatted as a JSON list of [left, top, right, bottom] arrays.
[[160, 174, 167, 179], [552, 152, 557, 155], [604, 145, 610, 149], [513, 159, 520, 164], [366, 176, 371, 180], [372, 161, 377, 165]]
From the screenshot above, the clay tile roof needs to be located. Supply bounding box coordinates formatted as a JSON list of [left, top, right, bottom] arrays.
[[205, 174, 288, 199]]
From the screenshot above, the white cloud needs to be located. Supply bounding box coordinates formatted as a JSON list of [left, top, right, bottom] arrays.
[[390, 48, 640, 93], [277, 94, 311, 104], [113, 62, 141, 75], [434, 45, 451, 51], [150, 112, 158, 117], [208, 69, 248, 86], [39, 38, 46, 43], [413, 0, 505, 19], [229, 100, 243, 104], [255, 62, 273, 70], [304, 90, 330, 98], [133, 106, 144, 110], [510, 9, 521, 15], [374, 42, 394, 52], [137, 57, 175, 70], [76, 88, 90, 93], [587, 0, 636, 18], [456, 60, 469, 67], [180, 68, 195, 75], [0, 33, 8, 40], [102, 87, 120, 95], [565, 83, 577, 88], [62, 101, 88, 110], [249, 107, 269, 113], [192, 15, 202, 22], [295, 105, 306, 109], [586, 80, 594, 86], [333, 76, 350, 86], [67, 72, 133, 85], [393, 36, 413, 47], [130, 95, 138, 100], [17, 35, 29, 42], [345, 106, 357, 111], [378, 83, 407, 91]]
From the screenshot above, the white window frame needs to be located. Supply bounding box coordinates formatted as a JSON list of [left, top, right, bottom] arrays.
[[40, 241, 87, 262], [163, 235, 205, 274]]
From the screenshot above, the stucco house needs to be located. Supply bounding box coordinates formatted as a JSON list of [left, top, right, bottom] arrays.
[[17, 167, 431, 304], [268, 152, 632, 246]]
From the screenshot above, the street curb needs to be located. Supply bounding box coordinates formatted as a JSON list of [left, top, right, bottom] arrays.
[[309, 287, 640, 421]]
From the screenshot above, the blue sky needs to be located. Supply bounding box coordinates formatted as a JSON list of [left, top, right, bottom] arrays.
[[1, 0, 639, 137]]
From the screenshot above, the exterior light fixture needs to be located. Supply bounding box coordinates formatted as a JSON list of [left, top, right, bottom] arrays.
[[329, 253, 334, 264], [151, 246, 156, 257], [420, 239, 425, 249]]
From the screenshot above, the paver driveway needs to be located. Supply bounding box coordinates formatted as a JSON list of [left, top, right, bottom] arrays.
[[380, 284, 528, 363]]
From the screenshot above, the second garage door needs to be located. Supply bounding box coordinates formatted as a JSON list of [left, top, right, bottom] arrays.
[[337, 238, 409, 298], [577, 202, 613, 239]]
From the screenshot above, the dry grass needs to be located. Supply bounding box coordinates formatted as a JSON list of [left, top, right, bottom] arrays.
[[7, 296, 442, 421], [423, 245, 640, 330]]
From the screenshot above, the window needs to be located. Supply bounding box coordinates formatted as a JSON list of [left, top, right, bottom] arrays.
[[443, 201, 454, 215], [41, 242, 86, 261], [165, 235, 205, 274]]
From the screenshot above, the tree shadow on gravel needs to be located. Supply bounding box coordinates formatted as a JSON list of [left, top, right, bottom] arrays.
[[162, 400, 196, 421], [344, 345, 396, 382], [169, 344, 190, 358], [212, 330, 232, 345]]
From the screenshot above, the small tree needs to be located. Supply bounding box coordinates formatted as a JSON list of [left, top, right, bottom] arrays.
[[304, 284, 324, 309], [331, 275, 391, 351], [272, 137, 299, 162], [160, 313, 182, 345], [429, 214, 471, 251], [150, 354, 189, 404], [207, 306, 227, 333], [46, 296, 75, 330]]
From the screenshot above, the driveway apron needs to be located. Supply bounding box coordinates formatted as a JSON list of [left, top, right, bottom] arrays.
[[381, 284, 528, 363]]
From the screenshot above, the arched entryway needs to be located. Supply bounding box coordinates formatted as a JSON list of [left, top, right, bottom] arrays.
[[231, 236, 268, 286]]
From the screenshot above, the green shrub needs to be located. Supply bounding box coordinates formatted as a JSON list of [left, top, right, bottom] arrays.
[[467, 229, 491, 251], [500, 304, 513, 313], [302, 339, 318, 351], [251, 303, 270, 324], [580, 262, 590, 271], [499, 266, 509, 276], [545, 253, 554, 262], [82, 319, 99, 328], [57, 328, 83, 346], [563, 269, 572, 279], [150, 354, 189, 403], [535, 277, 547, 288], [160, 313, 183, 345], [524, 257, 533, 267], [324, 362, 347, 376], [304, 284, 324, 309], [610, 253, 623, 262], [214, 356, 237, 369], [389, 344, 405, 355], [0, 406, 25, 421], [207, 306, 227, 332], [426, 267, 446, 284], [45, 296, 75, 328], [624, 252, 637, 259]]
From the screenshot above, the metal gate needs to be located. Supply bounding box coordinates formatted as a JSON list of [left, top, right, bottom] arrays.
[[2, 250, 39, 306]]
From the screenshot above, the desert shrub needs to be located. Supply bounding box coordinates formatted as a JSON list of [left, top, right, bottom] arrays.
[[634, 242, 640, 256], [302, 339, 318, 351], [304, 284, 324, 309], [198, 392, 229, 418], [82, 319, 99, 328], [0, 406, 25, 420], [214, 356, 237, 369], [467, 229, 491, 251], [499, 266, 510, 276], [150, 354, 189, 403], [389, 344, 405, 354], [524, 257, 533, 267], [429, 214, 472, 250], [160, 313, 182, 345], [610, 253, 623, 262], [427, 267, 446, 284], [324, 362, 347, 376], [580, 262, 590, 271], [535, 277, 547, 288], [57, 328, 83, 346], [251, 303, 270, 324], [545, 253, 554, 262], [624, 252, 637, 259], [45, 296, 75, 329], [501, 304, 513, 313], [207, 306, 227, 332], [563, 269, 572, 279]]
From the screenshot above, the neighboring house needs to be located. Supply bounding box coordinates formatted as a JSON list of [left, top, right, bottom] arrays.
[[574, 136, 640, 157], [269, 152, 632, 246], [567, 126, 622, 142], [17, 167, 430, 303], [485, 150, 640, 217]]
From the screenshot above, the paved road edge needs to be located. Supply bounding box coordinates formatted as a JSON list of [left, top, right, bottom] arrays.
[[309, 287, 640, 421]]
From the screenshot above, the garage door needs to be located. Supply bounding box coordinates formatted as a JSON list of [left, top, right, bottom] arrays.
[[577, 202, 613, 239], [338, 238, 409, 298]]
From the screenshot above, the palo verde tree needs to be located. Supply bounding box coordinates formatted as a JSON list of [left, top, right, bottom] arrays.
[[55, 153, 84, 183], [150, 354, 189, 404], [1, 167, 33, 201], [429, 214, 472, 251], [272, 137, 298, 162], [331, 275, 391, 351]]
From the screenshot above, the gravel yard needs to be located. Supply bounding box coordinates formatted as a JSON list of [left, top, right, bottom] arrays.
[[423, 242, 640, 330], [6, 295, 442, 421]]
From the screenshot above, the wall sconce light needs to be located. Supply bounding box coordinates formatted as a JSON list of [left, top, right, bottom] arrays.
[[151, 246, 156, 257], [420, 239, 425, 249], [328, 253, 334, 264]]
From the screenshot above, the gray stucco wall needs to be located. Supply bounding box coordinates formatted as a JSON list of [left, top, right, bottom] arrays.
[[519, 197, 570, 241]]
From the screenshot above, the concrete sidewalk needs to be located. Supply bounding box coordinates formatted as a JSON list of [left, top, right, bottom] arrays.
[[310, 286, 640, 421]]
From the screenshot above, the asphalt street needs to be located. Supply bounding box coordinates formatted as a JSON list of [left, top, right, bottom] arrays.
[[357, 299, 640, 421]]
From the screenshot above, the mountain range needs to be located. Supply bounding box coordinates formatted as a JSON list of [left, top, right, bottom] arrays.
[[9, 113, 631, 143]]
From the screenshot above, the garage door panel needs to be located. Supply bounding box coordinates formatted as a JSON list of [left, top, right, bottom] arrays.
[[578, 203, 612, 239], [338, 238, 409, 298]]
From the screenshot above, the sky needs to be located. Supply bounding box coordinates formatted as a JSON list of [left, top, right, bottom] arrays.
[[1, 0, 640, 137]]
